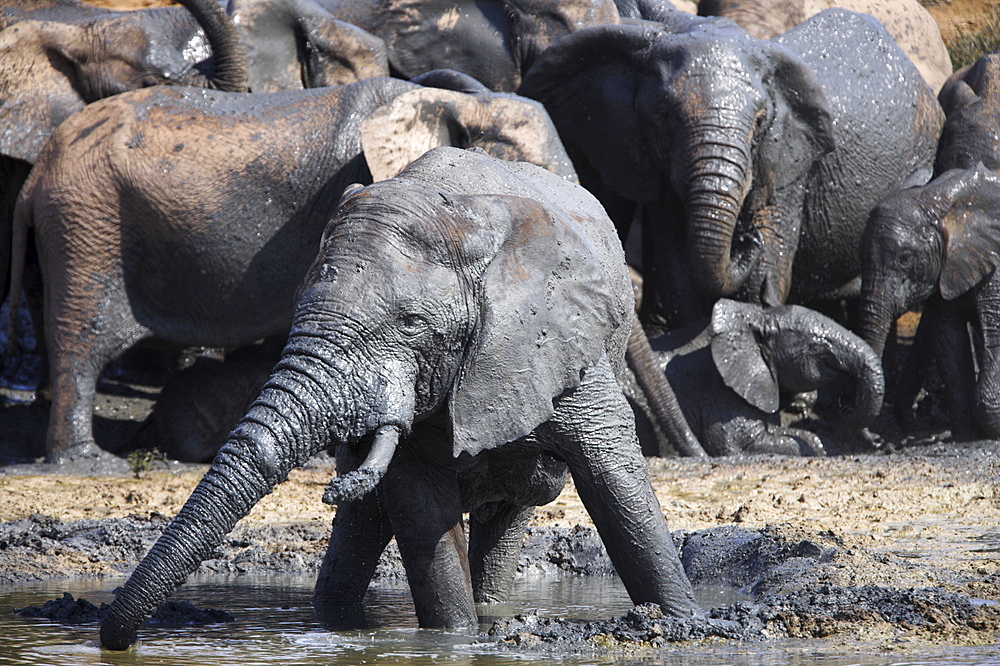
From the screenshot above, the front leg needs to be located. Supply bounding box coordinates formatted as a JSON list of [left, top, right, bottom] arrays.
[[380, 425, 477, 629], [469, 501, 535, 604], [974, 271, 1000, 437], [542, 353, 699, 618]]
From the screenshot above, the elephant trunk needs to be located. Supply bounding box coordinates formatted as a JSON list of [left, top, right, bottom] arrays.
[[625, 318, 707, 457], [837, 332, 886, 429], [857, 284, 899, 358], [100, 338, 385, 650], [176, 0, 249, 92], [322, 425, 399, 504], [683, 123, 759, 300]]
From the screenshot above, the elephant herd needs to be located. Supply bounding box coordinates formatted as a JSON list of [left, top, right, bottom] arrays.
[[0, 0, 988, 650]]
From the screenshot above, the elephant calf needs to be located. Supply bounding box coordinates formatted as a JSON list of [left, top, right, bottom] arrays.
[[99, 147, 700, 649], [627, 299, 884, 456]]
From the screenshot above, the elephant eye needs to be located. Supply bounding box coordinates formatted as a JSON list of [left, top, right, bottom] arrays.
[[397, 312, 426, 334]]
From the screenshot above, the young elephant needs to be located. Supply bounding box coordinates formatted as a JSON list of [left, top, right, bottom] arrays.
[[858, 166, 1000, 439], [10, 77, 577, 463], [100, 147, 700, 649], [626, 299, 884, 456]]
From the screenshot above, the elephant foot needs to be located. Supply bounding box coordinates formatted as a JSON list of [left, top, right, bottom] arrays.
[[46, 441, 129, 473]]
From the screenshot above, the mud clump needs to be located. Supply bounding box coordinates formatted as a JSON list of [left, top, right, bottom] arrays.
[[15, 592, 233, 627]]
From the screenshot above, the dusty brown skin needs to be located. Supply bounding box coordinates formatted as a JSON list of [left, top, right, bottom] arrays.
[[699, 0, 951, 92]]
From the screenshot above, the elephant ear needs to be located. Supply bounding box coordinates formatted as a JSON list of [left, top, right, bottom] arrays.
[[938, 165, 1000, 300], [0, 21, 86, 162], [517, 23, 663, 202], [448, 194, 629, 456], [297, 15, 389, 87], [761, 41, 835, 176], [361, 87, 576, 182], [709, 298, 779, 413]]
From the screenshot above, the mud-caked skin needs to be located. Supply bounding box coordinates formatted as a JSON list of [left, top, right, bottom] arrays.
[[697, 0, 951, 92], [859, 166, 1000, 440], [10, 76, 578, 464], [627, 300, 884, 456], [99, 148, 700, 650], [303, 0, 621, 92], [519, 10, 943, 331]]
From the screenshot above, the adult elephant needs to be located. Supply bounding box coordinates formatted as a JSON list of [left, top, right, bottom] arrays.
[[697, 0, 951, 93], [519, 10, 943, 331], [10, 78, 620, 464], [626, 299, 884, 456], [99, 147, 700, 648], [313, 0, 621, 91]]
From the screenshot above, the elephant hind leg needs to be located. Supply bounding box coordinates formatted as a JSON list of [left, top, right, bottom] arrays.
[[469, 501, 534, 604]]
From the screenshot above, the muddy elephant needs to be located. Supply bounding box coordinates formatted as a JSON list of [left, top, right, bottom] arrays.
[[697, 0, 951, 92], [99, 147, 700, 648], [937, 53, 1000, 173], [519, 10, 943, 330], [858, 166, 1000, 440], [626, 299, 884, 456], [9, 75, 583, 464], [313, 0, 621, 91]]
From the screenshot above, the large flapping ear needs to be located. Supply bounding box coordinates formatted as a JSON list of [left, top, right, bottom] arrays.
[[448, 193, 630, 456], [938, 165, 1000, 299], [360, 87, 576, 182], [517, 23, 664, 202], [759, 40, 835, 178], [709, 298, 779, 413], [0, 21, 86, 162]]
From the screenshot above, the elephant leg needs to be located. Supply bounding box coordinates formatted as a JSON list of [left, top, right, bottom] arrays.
[[974, 272, 1000, 437], [43, 276, 147, 462], [893, 307, 933, 429], [543, 353, 699, 618], [379, 428, 477, 629], [928, 296, 979, 440], [313, 490, 393, 628], [469, 501, 534, 604]]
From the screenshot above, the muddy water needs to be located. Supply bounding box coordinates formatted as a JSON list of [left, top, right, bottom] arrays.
[[1, 575, 996, 666]]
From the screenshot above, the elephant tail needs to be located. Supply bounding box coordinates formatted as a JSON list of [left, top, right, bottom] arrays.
[[626, 318, 708, 457], [322, 424, 400, 504]]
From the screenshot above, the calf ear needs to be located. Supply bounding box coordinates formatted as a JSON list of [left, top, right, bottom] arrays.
[[709, 299, 779, 413], [939, 165, 1000, 300], [448, 194, 630, 456]]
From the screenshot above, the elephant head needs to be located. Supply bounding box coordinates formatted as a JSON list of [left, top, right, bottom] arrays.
[[857, 165, 1000, 358], [710, 299, 884, 429], [519, 20, 834, 322], [0, 0, 247, 164], [936, 53, 1000, 173], [100, 147, 680, 648]]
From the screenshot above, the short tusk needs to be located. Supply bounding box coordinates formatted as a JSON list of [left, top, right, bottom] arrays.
[[322, 425, 400, 505]]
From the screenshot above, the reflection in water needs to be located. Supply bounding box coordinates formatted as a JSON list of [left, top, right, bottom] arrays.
[[0, 575, 996, 666]]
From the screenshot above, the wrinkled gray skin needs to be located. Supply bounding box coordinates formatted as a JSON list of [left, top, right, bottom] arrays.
[[310, 0, 622, 91], [696, 0, 951, 93], [858, 166, 1000, 440], [9, 77, 578, 463], [519, 10, 943, 331], [99, 148, 700, 649], [0, 0, 246, 302], [626, 299, 884, 456]]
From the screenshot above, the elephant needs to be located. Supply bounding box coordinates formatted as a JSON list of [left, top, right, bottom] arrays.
[[696, 0, 952, 93], [936, 52, 1000, 173], [312, 0, 622, 92], [518, 9, 944, 331], [625, 299, 884, 457], [858, 165, 1000, 440], [6, 77, 593, 464], [99, 147, 700, 649]]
